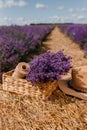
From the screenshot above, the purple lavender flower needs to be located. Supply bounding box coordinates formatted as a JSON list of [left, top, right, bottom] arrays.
[[26, 51, 72, 83], [0, 25, 54, 82], [59, 24, 87, 54]]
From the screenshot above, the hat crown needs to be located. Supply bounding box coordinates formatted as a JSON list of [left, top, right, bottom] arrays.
[[72, 66, 87, 92]]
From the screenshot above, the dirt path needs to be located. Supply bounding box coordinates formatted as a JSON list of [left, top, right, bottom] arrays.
[[43, 27, 87, 68]]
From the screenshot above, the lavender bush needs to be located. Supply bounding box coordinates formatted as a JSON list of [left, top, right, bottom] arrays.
[[0, 25, 54, 82], [26, 51, 72, 83], [58, 24, 87, 54]]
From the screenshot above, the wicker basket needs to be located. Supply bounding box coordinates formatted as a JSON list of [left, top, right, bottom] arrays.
[[2, 70, 58, 100]]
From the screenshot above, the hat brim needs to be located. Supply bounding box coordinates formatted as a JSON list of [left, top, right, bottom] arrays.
[[58, 80, 87, 100]]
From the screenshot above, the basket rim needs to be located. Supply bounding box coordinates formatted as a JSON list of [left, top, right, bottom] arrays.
[[3, 69, 28, 83]]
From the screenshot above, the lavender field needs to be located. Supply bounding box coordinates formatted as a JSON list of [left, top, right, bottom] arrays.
[[0, 25, 53, 82], [1, 24, 87, 82], [59, 24, 87, 54]]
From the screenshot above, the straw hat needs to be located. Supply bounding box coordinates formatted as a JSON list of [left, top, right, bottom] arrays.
[[58, 66, 87, 100]]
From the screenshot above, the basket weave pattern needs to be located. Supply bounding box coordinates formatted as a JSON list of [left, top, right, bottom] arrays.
[[2, 70, 58, 99], [35, 81, 58, 99]]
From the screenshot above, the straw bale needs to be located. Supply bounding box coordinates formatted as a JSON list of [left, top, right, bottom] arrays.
[[0, 84, 87, 130]]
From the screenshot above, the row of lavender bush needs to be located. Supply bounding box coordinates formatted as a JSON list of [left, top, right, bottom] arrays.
[[0, 25, 53, 82], [58, 24, 87, 54]]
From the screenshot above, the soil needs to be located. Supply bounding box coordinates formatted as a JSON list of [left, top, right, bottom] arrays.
[[44, 27, 87, 66], [0, 27, 87, 130]]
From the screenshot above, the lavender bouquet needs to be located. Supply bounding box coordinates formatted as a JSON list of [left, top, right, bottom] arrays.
[[26, 51, 72, 83]]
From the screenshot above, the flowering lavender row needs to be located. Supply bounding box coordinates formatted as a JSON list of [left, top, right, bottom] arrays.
[[58, 24, 87, 53], [26, 51, 72, 83], [0, 25, 53, 82]]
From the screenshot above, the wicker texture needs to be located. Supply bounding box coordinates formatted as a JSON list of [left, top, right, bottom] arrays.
[[2, 70, 58, 100]]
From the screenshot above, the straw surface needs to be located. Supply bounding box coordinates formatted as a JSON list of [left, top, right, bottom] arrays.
[[0, 84, 87, 130]]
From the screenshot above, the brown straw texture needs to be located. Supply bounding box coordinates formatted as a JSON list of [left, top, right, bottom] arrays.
[[0, 88, 87, 130], [2, 70, 58, 100]]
